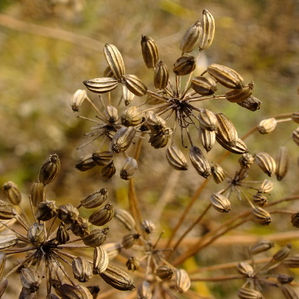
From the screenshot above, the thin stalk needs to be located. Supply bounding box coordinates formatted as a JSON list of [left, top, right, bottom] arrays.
[[191, 274, 243, 282]]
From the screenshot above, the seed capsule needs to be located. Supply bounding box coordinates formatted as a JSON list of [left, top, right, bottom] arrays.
[[216, 113, 238, 146], [258, 179, 274, 193], [276, 146, 288, 181], [57, 204, 79, 224], [27, 223, 45, 246], [198, 9, 215, 50], [237, 262, 254, 277], [284, 254, 299, 268], [138, 281, 152, 299], [30, 182, 45, 207], [20, 268, 40, 293], [93, 246, 109, 274], [149, 128, 172, 149], [126, 257, 139, 271], [123, 74, 147, 96], [39, 153, 60, 185], [105, 105, 119, 123], [141, 35, 159, 68], [281, 285, 298, 299], [100, 265, 135, 291], [238, 96, 261, 111], [291, 213, 299, 228], [180, 20, 201, 53], [173, 55, 196, 76], [156, 265, 173, 280], [191, 76, 217, 95], [258, 118, 277, 134], [83, 77, 119, 94], [80, 188, 108, 209], [101, 161, 116, 179], [114, 208, 136, 231], [175, 269, 191, 293], [210, 193, 231, 213], [0, 200, 16, 220], [255, 152, 276, 177], [145, 111, 166, 132], [252, 207, 271, 225], [36, 200, 57, 221], [92, 151, 113, 166], [225, 84, 254, 103], [56, 224, 70, 244], [199, 128, 216, 152], [122, 233, 140, 249], [239, 153, 255, 168], [122, 85, 135, 106], [102, 242, 122, 259], [2, 181, 21, 205], [291, 112, 299, 123], [141, 219, 155, 234], [272, 244, 291, 262], [292, 127, 299, 145], [166, 145, 188, 170], [76, 155, 97, 172], [121, 106, 143, 127], [253, 193, 268, 207], [112, 127, 136, 153], [154, 60, 169, 90], [103, 43, 125, 80], [89, 203, 114, 226], [277, 273, 294, 284], [198, 108, 218, 131], [70, 216, 89, 237], [83, 228, 108, 247], [207, 64, 244, 89], [57, 284, 93, 299], [120, 157, 138, 180], [189, 146, 211, 178], [72, 257, 93, 282], [211, 164, 225, 184], [71, 89, 88, 112], [250, 240, 274, 255], [238, 287, 264, 299]]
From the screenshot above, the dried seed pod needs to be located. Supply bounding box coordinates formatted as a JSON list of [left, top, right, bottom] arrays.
[[0, 279, 8, 298], [72, 257, 93, 282], [237, 262, 254, 277], [100, 265, 135, 291], [105, 105, 119, 123], [166, 145, 188, 170], [112, 126, 136, 153], [70, 216, 89, 237], [138, 281, 152, 299], [175, 269, 191, 293], [149, 128, 172, 149], [120, 157, 138, 180], [255, 152, 276, 177], [258, 118, 277, 134], [238, 287, 264, 299], [154, 60, 169, 90], [126, 257, 139, 271], [156, 265, 173, 280], [114, 208, 136, 231], [225, 84, 254, 103], [238, 96, 261, 111], [207, 64, 244, 89], [0, 235, 17, 250], [121, 106, 143, 127], [83, 228, 108, 247], [145, 111, 166, 132], [199, 128, 216, 152], [250, 240, 274, 255], [123, 74, 147, 96], [36, 200, 57, 221], [198, 108, 218, 131], [75, 155, 97, 172], [92, 151, 113, 166], [210, 193, 231, 213], [292, 127, 299, 145], [211, 164, 225, 184], [93, 246, 109, 274], [27, 223, 45, 246], [180, 20, 201, 53], [216, 113, 238, 146], [239, 153, 255, 168], [56, 224, 70, 244], [30, 182, 45, 207], [0, 254, 6, 280], [20, 268, 40, 292], [2, 181, 21, 205], [0, 200, 15, 220], [141, 219, 155, 234], [80, 188, 108, 209], [291, 213, 299, 228], [218, 137, 248, 155], [102, 242, 122, 260], [272, 244, 291, 262], [57, 204, 79, 224], [39, 154, 60, 185], [281, 284, 299, 299], [71, 89, 87, 112], [276, 146, 288, 181], [191, 76, 217, 95], [173, 55, 196, 76], [284, 254, 299, 268], [277, 273, 294, 284], [122, 85, 135, 106], [253, 193, 268, 207], [101, 161, 116, 179], [122, 233, 140, 249], [89, 203, 114, 226], [57, 284, 93, 299], [83, 77, 119, 94], [291, 112, 299, 123], [103, 43, 125, 80], [252, 207, 271, 225], [189, 146, 211, 178], [198, 9, 215, 50], [141, 35, 159, 68], [258, 179, 274, 193]]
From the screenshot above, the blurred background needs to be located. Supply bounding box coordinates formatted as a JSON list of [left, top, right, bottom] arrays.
[[0, 0, 298, 298]]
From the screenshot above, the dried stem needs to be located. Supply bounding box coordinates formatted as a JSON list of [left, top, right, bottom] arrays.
[[191, 274, 243, 282]]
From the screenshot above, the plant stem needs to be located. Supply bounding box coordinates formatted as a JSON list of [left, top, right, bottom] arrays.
[[191, 274, 243, 282]]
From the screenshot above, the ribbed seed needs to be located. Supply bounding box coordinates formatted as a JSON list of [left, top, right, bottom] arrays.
[[120, 157, 138, 180], [276, 146, 288, 181], [217, 137, 248, 154], [281, 285, 298, 299], [237, 262, 254, 277], [30, 182, 45, 207], [122, 233, 140, 249], [2, 181, 21, 205], [20, 268, 40, 292], [57, 204, 79, 224], [112, 126, 136, 153], [257, 118, 277, 134], [175, 269, 191, 293], [173, 55, 196, 76], [72, 257, 92, 282], [121, 106, 143, 127], [102, 242, 122, 259], [27, 223, 45, 246], [238, 287, 264, 299], [122, 85, 135, 106], [284, 254, 299, 268], [70, 216, 89, 237], [149, 128, 172, 149], [189, 146, 211, 178], [277, 273, 294, 284], [210, 193, 231, 213], [166, 145, 188, 170], [252, 207, 271, 225], [36, 200, 57, 221], [101, 161, 116, 179], [0, 235, 17, 250], [92, 151, 113, 166], [83, 228, 108, 247], [93, 246, 109, 274], [207, 64, 244, 89], [199, 9, 215, 50], [292, 127, 299, 145], [250, 240, 273, 255], [39, 153, 61, 185], [191, 76, 217, 95], [199, 128, 216, 152], [103, 43, 126, 80], [156, 265, 173, 280], [75, 155, 97, 172], [83, 77, 118, 94], [225, 84, 254, 103], [0, 254, 5, 280], [255, 152, 276, 177], [0, 200, 16, 220], [141, 35, 159, 68], [123, 74, 147, 96], [71, 89, 87, 111], [141, 219, 155, 234], [180, 20, 201, 53], [258, 179, 274, 193], [238, 96, 261, 111], [80, 188, 108, 209], [146, 111, 166, 132], [56, 224, 70, 244], [105, 105, 119, 123], [114, 208, 136, 231], [216, 113, 238, 146], [272, 244, 291, 262], [154, 60, 169, 90], [138, 281, 152, 299], [253, 193, 268, 207], [57, 284, 93, 299], [211, 164, 225, 184], [100, 265, 135, 291], [89, 203, 114, 226], [198, 108, 218, 131]]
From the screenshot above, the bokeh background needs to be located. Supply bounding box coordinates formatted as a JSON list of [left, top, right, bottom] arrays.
[[0, 0, 298, 298]]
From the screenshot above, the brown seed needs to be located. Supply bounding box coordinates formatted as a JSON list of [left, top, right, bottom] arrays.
[[272, 244, 291, 262], [71, 89, 88, 112], [70, 216, 89, 237], [173, 55, 196, 76], [276, 146, 289, 181], [145, 111, 166, 132], [210, 192, 231, 213], [207, 64, 244, 89], [238, 96, 261, 111], [75, 155, 97, 172], [30, 182, 45, 207], [92, 151, 113, 166], [191, 76, 217, 95], [80, 188, 108, 209], [83, 228, 108, 247], [284, 254, 299, 268], [39, 153, 61, 185], [100, 265, 135, 291], [239, 153, 255, 168], [258, 179, 274, 193], [253, 192, 268, 207], [57, 284, 93, 299], [257, 118, 277, 134], [123, 74, 147, 96], [292, 127, 299, 145], [198, 108, 218, 131], [56, 224, 70, 244], [126, 257, 139, 271], [141, 219, 156, 234], [166, 145, 188, 170], [121, 106, 143, 127], [112, 126, 136, 153], [103, 43, 126, 80], [250, 240, 274, 255], [189, 146, 211, 178], [252, 207, 271, 225], [291, 112, 299, 123], [154, 60, 169, 90], [36, 200, 57, 221], [0, 200, 16, 220], [237, 262, 254, 277], [57, 204, 79, 224], [20, 268, 40, 293], [121, 85, 135, 106], [149, 128, 172, 149], [122, 233, 140, 249], [156, 265, 173, 280], [102, 242, 122, 260], [225, 83, 254, 103], [101, 161, 116, 179], [216, 113, 238, 146], [72, 257, 93, 282], [291, 213, 299, 228], [175, 269, 191, 293], [211, 164, 225, 184], [238, 287, 264, 299], [180, 20, 201, 53], [114, 208, 136, 231], [89, 203, 114, 226], [277, 273, 294, 284], [27, 223, 45, 246], [120, 157, 138, 180], [2, 181, 21, 205], [93, 246, 109, 274], [255, 152, 276, 177], [199, 128, 216, 152], [198, 9, 215, 51], [281, 285, 299, 299], [105, 105, 119, 123], [141, 35, 159, 68]]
